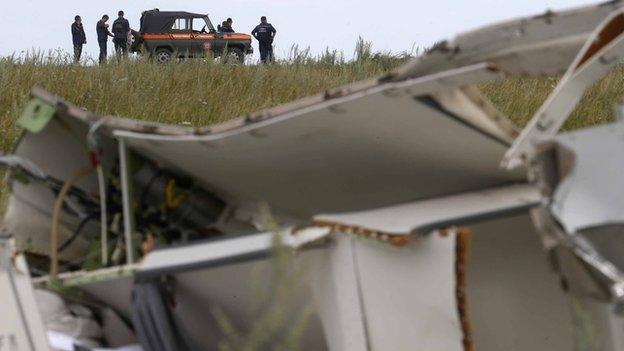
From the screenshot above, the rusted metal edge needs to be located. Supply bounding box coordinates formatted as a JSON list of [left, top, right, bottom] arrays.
[[455, 228, 474, 351], [575, 11, 624, 70], [311, 220, 412, 247], [312, 184, 540, 249]]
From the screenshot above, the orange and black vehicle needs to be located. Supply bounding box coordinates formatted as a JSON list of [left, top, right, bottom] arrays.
[[131, 10, 253, 63]]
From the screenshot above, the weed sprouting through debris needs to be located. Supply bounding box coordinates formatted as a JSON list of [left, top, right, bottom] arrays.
[[211, 203, 314, 351]]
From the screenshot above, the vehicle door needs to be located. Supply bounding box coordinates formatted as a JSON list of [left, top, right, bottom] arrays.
[[191, 17, 215, 57], [170, 17, 193, 57]]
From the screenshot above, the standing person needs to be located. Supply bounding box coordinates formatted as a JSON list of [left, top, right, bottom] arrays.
[[251, 16, 277, 63], [71, 15, 87, 63], [220, 18, 234, 33], [96, 15, 114, 65], [225, 18, 235, 32], [112, 11, 130, 60]]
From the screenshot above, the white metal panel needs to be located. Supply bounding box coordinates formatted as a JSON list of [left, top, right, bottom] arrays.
[[467, 214, 574, 351], [0, 237, 51, 351], [139, 228, 331, 275], [314, 184, 540, 234], [353, 233, 462, 351], [307, 236, 369, 351], [504, 9, 624, 169], [4, 116, 116, 259], [549, 123, 624, 233], [116, 73, 524, 218], [391, 1, 620, 79], [75, 253, 330, 350], [169, 256, 329, 351]]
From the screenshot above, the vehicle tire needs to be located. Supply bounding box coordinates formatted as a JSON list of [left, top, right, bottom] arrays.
[[155, 48, 172, 64], [224, 47, 245, 64]]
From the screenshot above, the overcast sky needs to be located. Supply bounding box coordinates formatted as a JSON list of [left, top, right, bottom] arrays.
[[0, 0, 596, 61]]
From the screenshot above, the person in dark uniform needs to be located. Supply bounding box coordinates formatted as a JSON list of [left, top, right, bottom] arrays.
[[251, 16, 277, 63], [112, 10, 130, 60], [225, 18, 235, 32], [219, 18, 235, 33], [71, 15, 86, 63], [96, 15, 114, 65]]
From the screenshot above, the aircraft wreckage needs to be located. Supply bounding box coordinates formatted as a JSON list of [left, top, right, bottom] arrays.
[[3, 1, 624, 350]]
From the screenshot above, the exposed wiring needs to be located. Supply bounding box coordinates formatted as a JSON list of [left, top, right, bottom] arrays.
[[58, 213, 98, 253], [50, 165, 94, 279], [1, 155, 98, 214], [61, 235, 119, 270]]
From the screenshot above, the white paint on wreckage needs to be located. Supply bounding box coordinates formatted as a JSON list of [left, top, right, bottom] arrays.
[[6, 1, 624, 350]]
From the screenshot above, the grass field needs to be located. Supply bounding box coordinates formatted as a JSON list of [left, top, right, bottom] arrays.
[[2, 54, 623, 153], [0, 50, 406, 153]]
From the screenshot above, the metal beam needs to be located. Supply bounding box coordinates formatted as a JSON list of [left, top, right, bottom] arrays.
[[118, 138, 135, 264], [503, 8, 624, 169]]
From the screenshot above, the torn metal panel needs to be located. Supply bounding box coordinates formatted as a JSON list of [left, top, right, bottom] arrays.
[[318, 213, 574, 351], [433, 85, 520, 143], [110, 71, 523, 217], [504, 9, 624, 169], [530, 206, 624, 350], [158, 256, 329, 351], [2, 114, 117, 260], [313, 183, 540, 236], [29, 62, 506, 139], [0, 235, 51, 351], [12, 3, 624, 350], [351, 232, 463, 351], [390, 0, 622, 80], [306, 236, 369, 351], [547, 124, 624, 233], [138, 228, 330, 278], [466, 214, 574, 350], [60, 234, 331, 351], [10, 59, 521, 227], [527, 116, 624, 350]]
